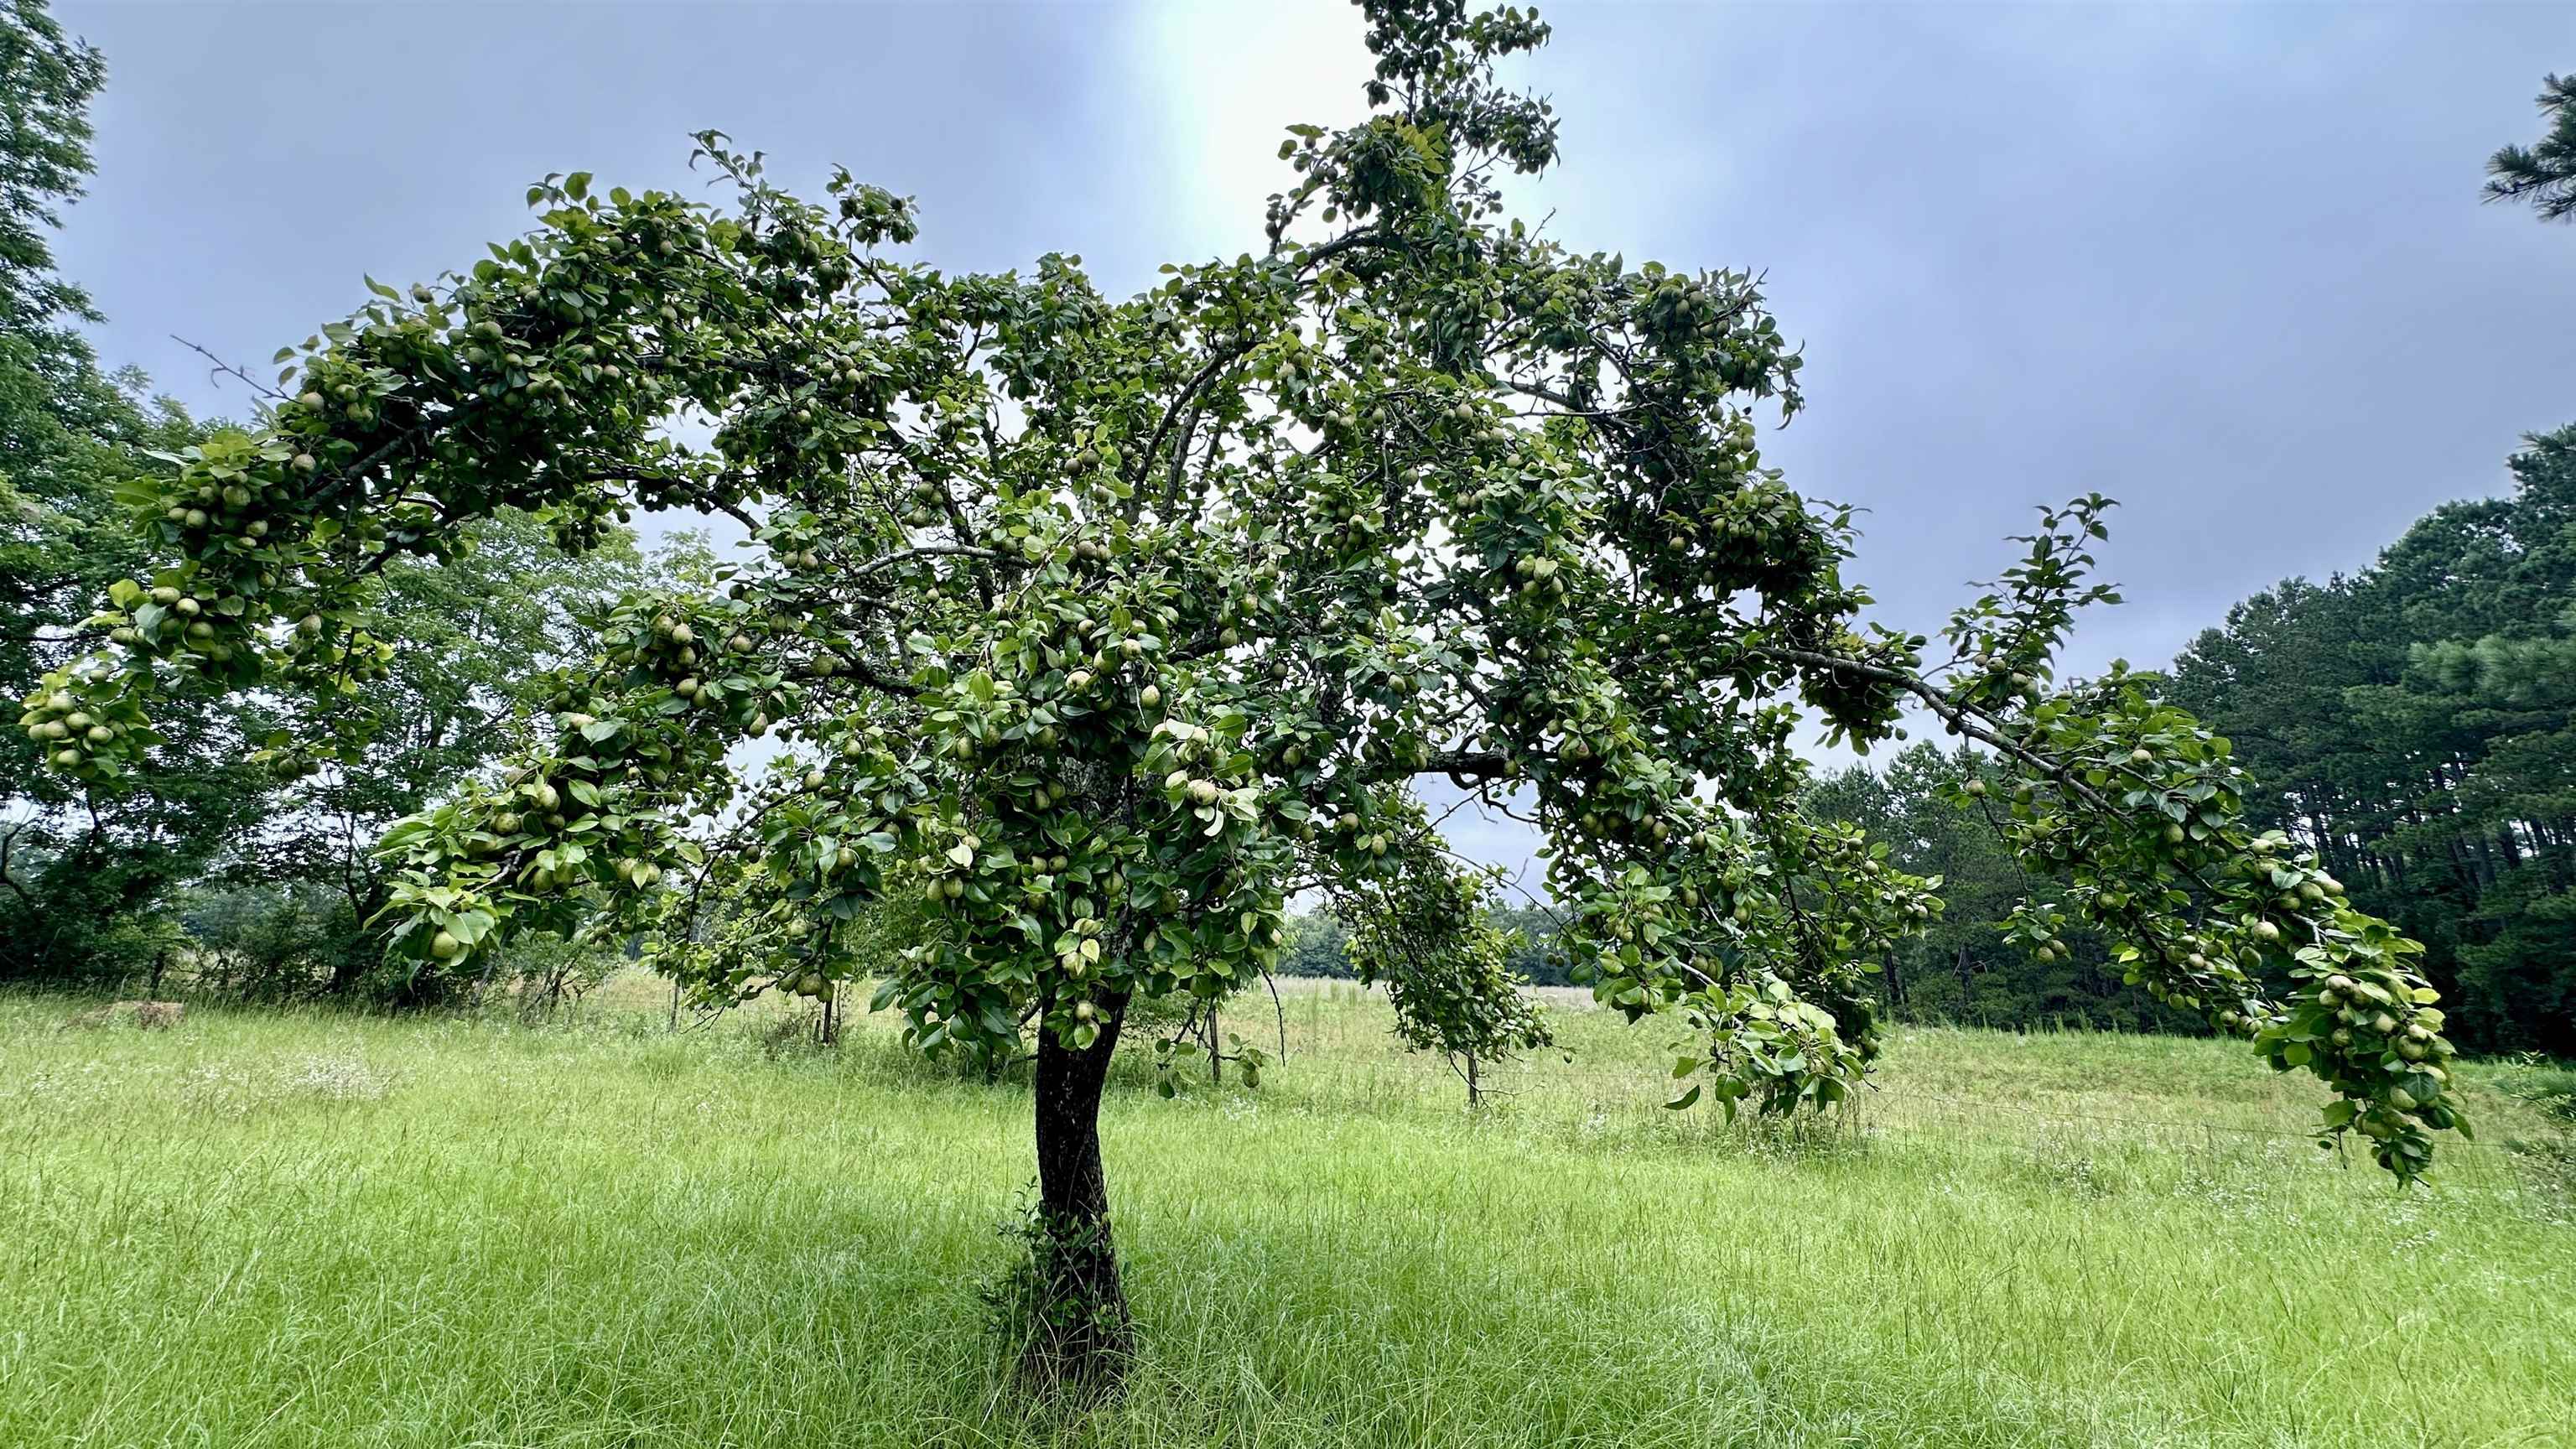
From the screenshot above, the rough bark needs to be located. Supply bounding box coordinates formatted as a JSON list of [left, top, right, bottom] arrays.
[[1024, 990, 1134, 1386]]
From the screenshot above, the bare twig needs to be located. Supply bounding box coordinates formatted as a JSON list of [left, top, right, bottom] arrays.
[[173, 334, 288, 401]]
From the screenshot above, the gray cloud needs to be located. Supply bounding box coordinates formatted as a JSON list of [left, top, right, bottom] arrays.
[[53, 0, 2575, 886]]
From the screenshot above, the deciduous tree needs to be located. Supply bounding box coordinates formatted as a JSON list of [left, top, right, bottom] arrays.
[[1333, 820, 1549, 1104], [24, 0, 2466, 1383]]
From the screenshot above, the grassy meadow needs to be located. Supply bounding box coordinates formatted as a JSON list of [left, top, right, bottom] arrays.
[[2, 979, 2569, 1449]]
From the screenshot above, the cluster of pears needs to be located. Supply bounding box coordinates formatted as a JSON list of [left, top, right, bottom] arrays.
[[1329, 808, 1398, 864], [1440, 394, 1515, 449], [122, 584, 235, 659], [1052, 615, 1170, 712], [879, 475, 938, 531], [18, 689, 126, 772], [1156, 719, 1253, 815], [922, 833, 984, 907], [1680, 477, 1834, 605], [1633, 266, 1748, 345], [776, 917, 835, 999], [156, 449, 292, 558], [599, 605, 757, 712], [1502, 550, 1569, 605], [1562, 792, 1678, 853], [2316, 967, 2448, 1064]]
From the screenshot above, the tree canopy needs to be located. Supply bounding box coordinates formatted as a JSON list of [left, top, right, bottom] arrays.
[[21, 0, 2471, 1377]]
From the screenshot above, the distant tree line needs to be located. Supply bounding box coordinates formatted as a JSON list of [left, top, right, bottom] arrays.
[[2162, 429, 2574, 1056]]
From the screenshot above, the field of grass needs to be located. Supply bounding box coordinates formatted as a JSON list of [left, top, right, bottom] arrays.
[[3, 979, 2569, 1448]]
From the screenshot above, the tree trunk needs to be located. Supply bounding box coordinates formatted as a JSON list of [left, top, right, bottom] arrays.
[[1025, 992, 1134, 1386], [1465, 1048, 1481, 1108]]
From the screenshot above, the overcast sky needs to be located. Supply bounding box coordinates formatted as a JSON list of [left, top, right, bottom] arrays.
[[48, 0, 2575, 885]]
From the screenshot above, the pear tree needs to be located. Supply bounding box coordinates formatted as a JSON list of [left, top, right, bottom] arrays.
[[1331, 814, 1550, 1106], [27, 0, 2466, 1382]]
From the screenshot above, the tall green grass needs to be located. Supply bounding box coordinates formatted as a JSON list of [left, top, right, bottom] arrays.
[[1, 985, 2568, 1447]]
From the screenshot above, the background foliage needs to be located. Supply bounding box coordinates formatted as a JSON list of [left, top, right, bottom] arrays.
[[0, 0, 658, 1000]]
